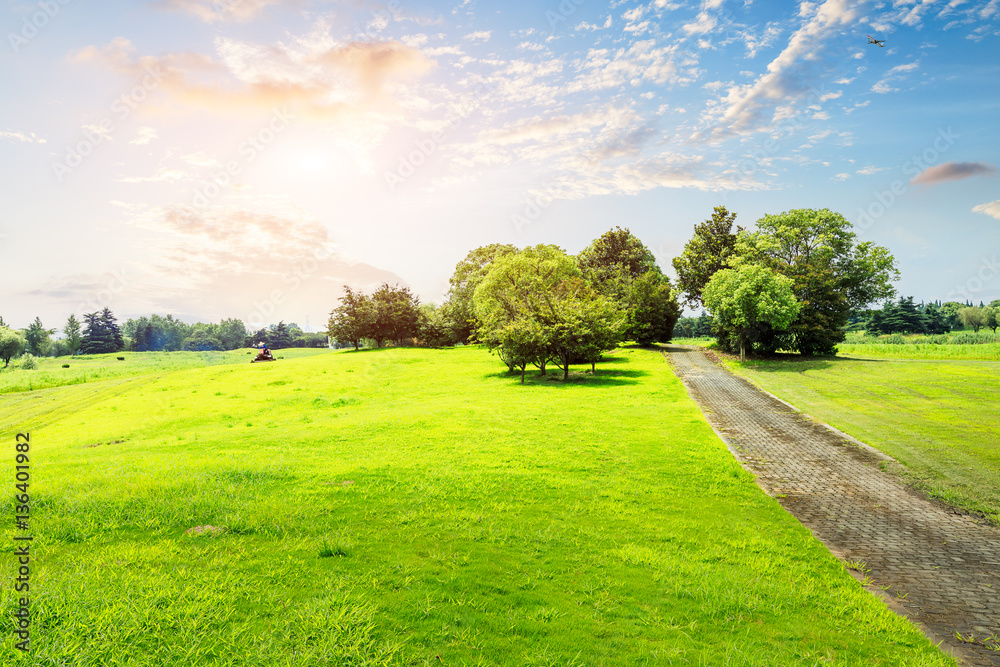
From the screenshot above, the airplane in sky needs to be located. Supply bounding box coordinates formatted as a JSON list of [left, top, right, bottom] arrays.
[[867, 34, 886, 47]]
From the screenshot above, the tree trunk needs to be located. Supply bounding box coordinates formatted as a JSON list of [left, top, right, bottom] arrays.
[[740, 334, 745, 363], [563, 360, 569, 381], [520, 365, 526, 384], [591, 361, 595, 373]]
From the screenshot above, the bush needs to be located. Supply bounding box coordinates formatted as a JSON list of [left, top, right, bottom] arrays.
[[21, 354, 38, 370], [62, 364, 70, 368], [882, 334, 906, 345]]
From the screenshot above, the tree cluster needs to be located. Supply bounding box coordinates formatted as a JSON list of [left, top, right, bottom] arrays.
[[327, 283, 423, 350], [676, 207, 898, 356]]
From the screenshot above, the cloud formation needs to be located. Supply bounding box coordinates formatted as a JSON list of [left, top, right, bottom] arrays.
[[910, 161, 997, 185], [155, 0, 289, 23], [75, 35, 433, 119], [693, 0, 859, 143], [972, 199, 1000, 220]]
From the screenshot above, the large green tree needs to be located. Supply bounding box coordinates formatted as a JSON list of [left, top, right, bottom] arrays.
[[737, 208, 898, 355], [476, 246, 624, 379], [672, 206, 742, 307], [328, 286, 373, 351], [81, 308, 124, 354], [577, 226, 659, 296], [578, 227, 680, 343], [367, 283, 421, 348], [703, 264, 801, 362], [24, 316, 55, 356], [443, 244, 519, 344], [0, 326, 25, 367]]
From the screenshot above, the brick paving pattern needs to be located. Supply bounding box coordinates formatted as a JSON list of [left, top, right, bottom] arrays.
[[666, 345, 1000, 666]]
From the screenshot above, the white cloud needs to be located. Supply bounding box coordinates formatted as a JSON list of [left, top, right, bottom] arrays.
[[693, 0, 860, 143], [463, 31, 492, 43], [972, 199, 1000, 220], [130, 127, 159, 145], [0, 130, 46, 144]]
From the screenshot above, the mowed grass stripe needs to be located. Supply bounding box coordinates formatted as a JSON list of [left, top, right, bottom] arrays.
[[2, 346, 954, 665], [727, 354, 1000, 524]]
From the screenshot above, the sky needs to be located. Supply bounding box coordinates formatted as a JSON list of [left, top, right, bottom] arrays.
[[2, 0, 999, 332]]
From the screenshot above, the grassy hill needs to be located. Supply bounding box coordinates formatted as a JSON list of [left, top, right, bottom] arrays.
[[1, 346, 955, 665]]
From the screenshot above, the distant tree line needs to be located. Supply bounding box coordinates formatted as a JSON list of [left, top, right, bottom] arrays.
[[863, 298, 999, 335], [0, 310, 328, 363], [327, 228, 681, 381]]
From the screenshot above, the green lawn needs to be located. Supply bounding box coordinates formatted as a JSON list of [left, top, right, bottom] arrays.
[[1, 346, 955, 665], [837, 342, 1000, 360], [726, 353, 1000, 525]]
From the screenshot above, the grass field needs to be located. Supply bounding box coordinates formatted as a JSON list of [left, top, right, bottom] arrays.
[[0, 349, 330, 395], [835, 342, 1000, 360], [725, 353, 1000, 525], [1, 346, 956, 665]]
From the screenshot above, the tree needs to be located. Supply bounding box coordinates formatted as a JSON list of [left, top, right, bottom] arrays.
[[703, 264, 801, 362], [490, 316, 549, 383], [443, 244, 519, 344], [476, 245, 580, 374], [578, 226, 659, 297], [476, 247, 624, 379], [984, 306, 999, 333], [182, 330, 224, 351], [737, 208, 897, 355], [673, 206, 742, 307], [626, 272, 681, 345], [24, 317, 55, 356], [547, 278, 625, 379], [63, 315, 83, 355], [418, 304, 458, 348], [959, 307, 985, 333], [328, 286, 373, 351], [578, 227, 680, 343], [270, 321, 292, 349], [217, 318, 248, 350], [922, 302, 951, 335], [0, 326, 25, 367], [694, 310, 714, 337], [81, 308, 124, 354], [367, 283, 421, 348]]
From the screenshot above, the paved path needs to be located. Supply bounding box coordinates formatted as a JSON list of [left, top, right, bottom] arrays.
[[665, 345, 1000, 666]]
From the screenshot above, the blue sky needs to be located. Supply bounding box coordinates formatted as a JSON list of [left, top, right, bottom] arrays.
[[2, 0, 999, 330]]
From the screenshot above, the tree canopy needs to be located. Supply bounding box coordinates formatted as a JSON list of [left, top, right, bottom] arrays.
[[672, 206, 741, 307], [735, 208, 898, 355], [703, 264, 801, 362]]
